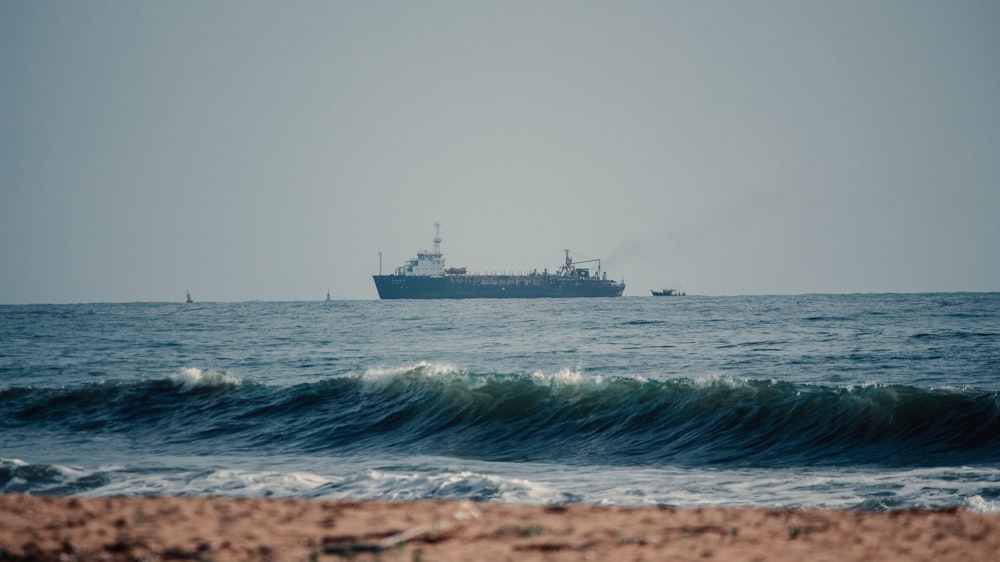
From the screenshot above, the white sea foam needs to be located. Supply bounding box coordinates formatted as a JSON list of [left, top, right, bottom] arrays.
[[318, 468, 567, 504], [179, 469, 332, 496], [530, 367, 605, 387], [169, 367, 242, 392], [67, 465, 336, 498], [8, 452, 998, 511], [0, 458, 95, 495], [361, 361, 460, 389], [965, 495, 1000, 514], [37, 460, 703, 506], [690, 373, 750, 388]]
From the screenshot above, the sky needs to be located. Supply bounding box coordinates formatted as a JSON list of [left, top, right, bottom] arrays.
[[2, 1, 999, 303]]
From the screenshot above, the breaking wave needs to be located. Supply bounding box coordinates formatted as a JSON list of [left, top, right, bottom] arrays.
[[2, 365, 999, 468]]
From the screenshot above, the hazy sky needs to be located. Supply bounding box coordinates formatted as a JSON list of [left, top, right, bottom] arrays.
[[3, 1, 998, 303]]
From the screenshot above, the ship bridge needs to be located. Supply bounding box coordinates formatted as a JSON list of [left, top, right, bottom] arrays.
[[395, 223, 446, 276]]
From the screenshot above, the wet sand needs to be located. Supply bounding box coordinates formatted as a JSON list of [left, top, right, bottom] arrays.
[[1, 494, 997, 561]]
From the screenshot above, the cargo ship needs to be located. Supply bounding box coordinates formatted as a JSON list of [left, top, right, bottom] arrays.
[[373, 224, 625, 299]]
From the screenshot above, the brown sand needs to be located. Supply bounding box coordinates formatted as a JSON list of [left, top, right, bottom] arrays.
[[1, 494, 997, 561]]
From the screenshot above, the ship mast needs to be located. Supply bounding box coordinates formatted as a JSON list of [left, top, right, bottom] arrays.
[[432, 222, 442, 255]]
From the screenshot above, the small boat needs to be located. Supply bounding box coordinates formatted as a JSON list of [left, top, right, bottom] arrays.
[[651, 288, 685, 296], [186, 290, 193, 303], [325, 290, 331, 302]]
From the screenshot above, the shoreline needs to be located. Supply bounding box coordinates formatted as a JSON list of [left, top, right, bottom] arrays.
[[2, 495, 998, 561]]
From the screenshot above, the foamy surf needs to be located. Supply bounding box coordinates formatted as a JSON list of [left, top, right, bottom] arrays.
[[315, 468, 569, 504], [169, 367, 242, 392], [361, 361, 461, 389], [965, 495, 1000, 514], [530, 367, 605, 387]]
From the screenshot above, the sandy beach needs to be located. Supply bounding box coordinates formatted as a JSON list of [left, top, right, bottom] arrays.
[[1, 495, 997, 562]]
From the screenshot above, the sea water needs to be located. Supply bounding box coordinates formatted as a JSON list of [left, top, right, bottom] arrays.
[[2, 294, 999, 512]]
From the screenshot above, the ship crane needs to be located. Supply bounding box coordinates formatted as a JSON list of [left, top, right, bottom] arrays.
[[558, 250, 602, 279]]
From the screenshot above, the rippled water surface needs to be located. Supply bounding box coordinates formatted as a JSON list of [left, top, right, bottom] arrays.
[[2, 293, 998, 511]]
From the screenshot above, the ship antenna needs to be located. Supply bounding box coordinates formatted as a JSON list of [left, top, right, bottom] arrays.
[[433, 222, 442, 255]]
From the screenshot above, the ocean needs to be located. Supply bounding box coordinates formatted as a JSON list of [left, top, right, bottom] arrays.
[[2, 293, 999, 512]]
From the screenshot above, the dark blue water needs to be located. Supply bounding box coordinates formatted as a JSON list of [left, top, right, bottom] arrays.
[[2, 294, 999, 511]]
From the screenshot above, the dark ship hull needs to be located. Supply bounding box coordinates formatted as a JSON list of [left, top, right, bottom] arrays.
[[373, 273, 625, 299]]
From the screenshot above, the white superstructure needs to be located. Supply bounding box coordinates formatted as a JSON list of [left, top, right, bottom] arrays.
[[395, 222, 446, 277]]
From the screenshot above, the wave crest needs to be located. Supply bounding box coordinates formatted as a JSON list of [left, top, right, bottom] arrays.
[[530, 367, 608, 387], [361, 361, 461, 389], [169, 367, 242, 392], [4, 371, 999, 470]]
